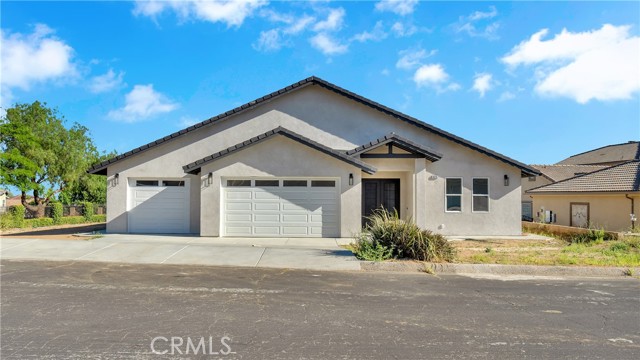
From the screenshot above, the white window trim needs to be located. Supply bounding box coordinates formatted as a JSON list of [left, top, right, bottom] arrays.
[[445, 177, 463, 213], [472, 177, 490, 213]]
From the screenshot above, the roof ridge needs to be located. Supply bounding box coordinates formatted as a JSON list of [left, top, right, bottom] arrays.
[[89, 76, 538, 176], [561, 140, 640, 161], [531, 164, 608, 167], [527, 160, 640, 193]]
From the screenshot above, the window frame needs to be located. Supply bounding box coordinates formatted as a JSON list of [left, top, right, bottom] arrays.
[[444, 177, 463, 213], [226, 179, 252, 187], [472, 177, 490, 213]]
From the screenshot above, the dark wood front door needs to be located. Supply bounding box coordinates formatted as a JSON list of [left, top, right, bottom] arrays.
[[362, 179, 400, 225]]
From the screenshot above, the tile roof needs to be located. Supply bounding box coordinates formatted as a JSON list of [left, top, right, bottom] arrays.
[[88, 76, 539, 176], [346, 133, 443, 162], [530, 164, 608, 182], [527, 160, 640, 193], [556, 141, 640, 166], [182, 126, 377, 175]]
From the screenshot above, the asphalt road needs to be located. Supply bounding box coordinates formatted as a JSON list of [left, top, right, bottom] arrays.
[[1, 260, 638, 359]]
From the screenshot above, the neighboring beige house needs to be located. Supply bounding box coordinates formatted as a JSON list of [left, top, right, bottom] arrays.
[[89, 77, 538, 237], [522, 164, 607, 220], [527, 161, 640, 232]]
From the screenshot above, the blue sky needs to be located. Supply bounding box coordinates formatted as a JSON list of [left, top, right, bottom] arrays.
[[2, 0, 639, 165]]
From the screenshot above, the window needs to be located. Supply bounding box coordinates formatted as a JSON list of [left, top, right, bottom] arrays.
[[255, 180, 279, 187], [283, 180, 307, 187], [162, 180, 185, 187], [445, 178, 462, 212], [227, 180, 251, 187], [472, 178, 489, 212], [528, 176, 536, 182], [311, 180, 336, 187], [136, 180, 158, 187]]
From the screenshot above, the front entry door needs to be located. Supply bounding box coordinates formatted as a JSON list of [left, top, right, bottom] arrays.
[[362, 179, 400, 225], [570, 203, 589, 228]]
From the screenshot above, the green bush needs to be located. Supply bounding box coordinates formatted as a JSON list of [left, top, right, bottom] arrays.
[[52, 202, 64, 224], [12, 205, 25, 228], [81, 201, 94, 221], [25, 217, 54, 228], [90, 215, 106, 223], [352, 234, 395, 261], [570, 227, 611, 244], [355, 208, 456, 262]]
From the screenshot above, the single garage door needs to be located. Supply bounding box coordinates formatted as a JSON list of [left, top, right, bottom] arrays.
[[223, 178, 339, 237], [128, 179, 190, 233]]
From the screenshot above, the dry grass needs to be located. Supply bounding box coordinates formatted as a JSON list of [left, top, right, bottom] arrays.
[[452, 236, 640, 267]]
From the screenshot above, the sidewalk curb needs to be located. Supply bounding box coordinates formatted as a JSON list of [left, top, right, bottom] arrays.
[[361, 261, 640, 278]]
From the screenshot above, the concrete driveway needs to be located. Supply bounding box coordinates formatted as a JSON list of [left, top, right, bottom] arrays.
[[0, 234, 360, 271]]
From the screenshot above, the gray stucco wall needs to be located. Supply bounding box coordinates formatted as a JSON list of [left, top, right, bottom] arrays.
[[104, 84, 523, 236]]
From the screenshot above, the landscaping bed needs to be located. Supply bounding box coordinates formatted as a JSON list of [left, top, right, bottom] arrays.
[[452, 235, 640, 268], [1, 223, 106, 240]]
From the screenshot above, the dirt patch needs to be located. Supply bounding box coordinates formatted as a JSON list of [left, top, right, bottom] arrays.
[[452, 236, 640, 267], [1, 223, 105, 240]]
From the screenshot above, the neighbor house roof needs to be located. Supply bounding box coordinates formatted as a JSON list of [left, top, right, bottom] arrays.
[[88, 76, 539, 176], [527, 160, 640, 193], [183, 126, 377, 175], [530, 164, 608, 182], [556, 141, 640, 166], [346, 133, 443, 162]]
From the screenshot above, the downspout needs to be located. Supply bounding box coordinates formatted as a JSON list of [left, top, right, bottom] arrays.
[[626, 194, 635, 229]]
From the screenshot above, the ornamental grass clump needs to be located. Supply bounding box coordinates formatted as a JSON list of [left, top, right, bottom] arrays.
[[353, 208, 455, 262]]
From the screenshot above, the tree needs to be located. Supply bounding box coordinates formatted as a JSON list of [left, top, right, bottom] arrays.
[[59, 151, 116, 205], [0, 101, 98, 217]]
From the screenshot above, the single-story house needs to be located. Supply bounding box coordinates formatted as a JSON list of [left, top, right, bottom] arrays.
[[527, 160, 640, 232], [89, 77, 538, 237], [521, 164, 606, 220]]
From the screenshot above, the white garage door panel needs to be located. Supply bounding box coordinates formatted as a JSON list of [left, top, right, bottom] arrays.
[[128, 180, 190, 234], [223, 178, 340, 237]]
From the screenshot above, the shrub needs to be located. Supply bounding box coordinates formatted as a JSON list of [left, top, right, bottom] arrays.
[[352, 234, 395, 261], [356, 208, 456, 262], [25, 217, 54, 228], [52, 202, 64, 224], [81, 202, 94, 221], [12, 205, 25, 228], [570, 227, 610, 244]]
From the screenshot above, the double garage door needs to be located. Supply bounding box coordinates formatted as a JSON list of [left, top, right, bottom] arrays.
[[128, 179, 190, 234], [223, 178, 340, 237]]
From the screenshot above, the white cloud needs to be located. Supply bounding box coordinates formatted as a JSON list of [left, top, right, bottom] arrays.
[[497, 91, 516, 102], [467, 6, 498, 21], [472, 73, 493, 97], [391, 21, 418, 37], [132, 0, 267, 27], [313, 8, 345, 32], [396, 48, 436, 70], [375, 0, 418, 16], [452, 6, 500, 40], [88, 69, 125, 93], [352, 21, 387, 43], [1, 24, 77, 91], [178, 115, 201, 128], [284, 15, 315, 35], [253, 29, 284, 52], [309, 33, 348, 55], [413, 64, 449, 86], [502, 24, 640, 103], [108, 84, 179, 122]]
